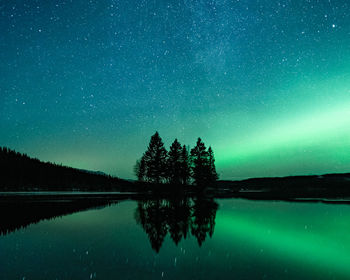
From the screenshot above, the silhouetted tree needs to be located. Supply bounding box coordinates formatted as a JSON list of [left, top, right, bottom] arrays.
[[167, 139, 182, 184], [207, 146, 219, 184], [190, 138, 209, 186], [143, 132, 168, 183], [134, 134, 217, 187], [134, 155, 146, 181], [180, 145, 191, 185]]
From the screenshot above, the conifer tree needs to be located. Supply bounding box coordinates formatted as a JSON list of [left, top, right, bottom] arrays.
[[207, 146, 218, 184], [190, 138, 209, 186], [134, 155, 146, 182], [167, 139, 182, 184], [143, 132, 168, 183], [180, 145, 190, 185]]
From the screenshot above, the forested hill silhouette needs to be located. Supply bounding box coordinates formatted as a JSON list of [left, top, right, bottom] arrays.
[[0, 147, 133, 191], [2, 143, 350, 198], [0, 132, 220, 192]]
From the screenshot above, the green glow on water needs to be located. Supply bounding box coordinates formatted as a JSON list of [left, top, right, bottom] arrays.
[[217, 201, 350, 278], [2, 198, 350, 279]]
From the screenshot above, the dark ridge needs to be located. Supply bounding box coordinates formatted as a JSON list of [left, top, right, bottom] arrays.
[[216, 173, 350, 199], [1, 146, 350, 199], [0, 146, 135, 191]]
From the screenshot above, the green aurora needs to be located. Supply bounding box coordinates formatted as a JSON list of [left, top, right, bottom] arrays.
[[1, 1, 350, 179]]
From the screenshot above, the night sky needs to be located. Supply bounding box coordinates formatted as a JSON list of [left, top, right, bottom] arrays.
[[1, 0, 350, 180]]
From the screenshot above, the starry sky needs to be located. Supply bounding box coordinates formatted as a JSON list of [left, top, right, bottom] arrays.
[[1, 0, 350, 180]]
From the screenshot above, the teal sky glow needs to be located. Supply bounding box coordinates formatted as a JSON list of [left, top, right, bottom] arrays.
[[1, 1, 349, 179]]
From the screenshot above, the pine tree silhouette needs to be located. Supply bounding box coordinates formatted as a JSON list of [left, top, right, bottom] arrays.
[[207, 146, 219, 184], [167, 139, 182, 184], [180, 145, 190, 185], [190, 138, 209, 186], [134, 155, 146, 182], [134, 134, 217, 188], [143, 132, 168, 183]]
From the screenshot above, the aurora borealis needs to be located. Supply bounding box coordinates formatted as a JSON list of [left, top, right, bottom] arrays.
[[1, 1, 350, 180]]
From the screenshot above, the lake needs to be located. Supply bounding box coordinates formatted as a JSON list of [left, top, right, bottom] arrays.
[[0, 195, 350, 279]]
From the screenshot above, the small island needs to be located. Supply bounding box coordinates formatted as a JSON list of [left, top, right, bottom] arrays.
[[1, 131, 350, 202]]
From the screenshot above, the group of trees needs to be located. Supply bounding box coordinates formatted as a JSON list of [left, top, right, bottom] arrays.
[[134, 132, 218, 186]]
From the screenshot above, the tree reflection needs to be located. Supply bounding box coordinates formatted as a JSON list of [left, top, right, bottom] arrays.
[[191, 197, 218, 246], [0, 198, 116, 236], [135, 196, 219, 253], [135, 200, 169, 252]]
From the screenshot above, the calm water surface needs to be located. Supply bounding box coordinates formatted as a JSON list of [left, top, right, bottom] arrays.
[[1, 197, 350, 279]]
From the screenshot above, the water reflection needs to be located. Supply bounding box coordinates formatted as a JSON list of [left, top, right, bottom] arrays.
[[2, 196, 350, 279], [135, 196, 219, 252], [0, 198, 115, 236]]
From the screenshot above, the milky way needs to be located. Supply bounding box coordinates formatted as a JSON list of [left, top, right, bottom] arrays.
[[1, 0, 349, 179]]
